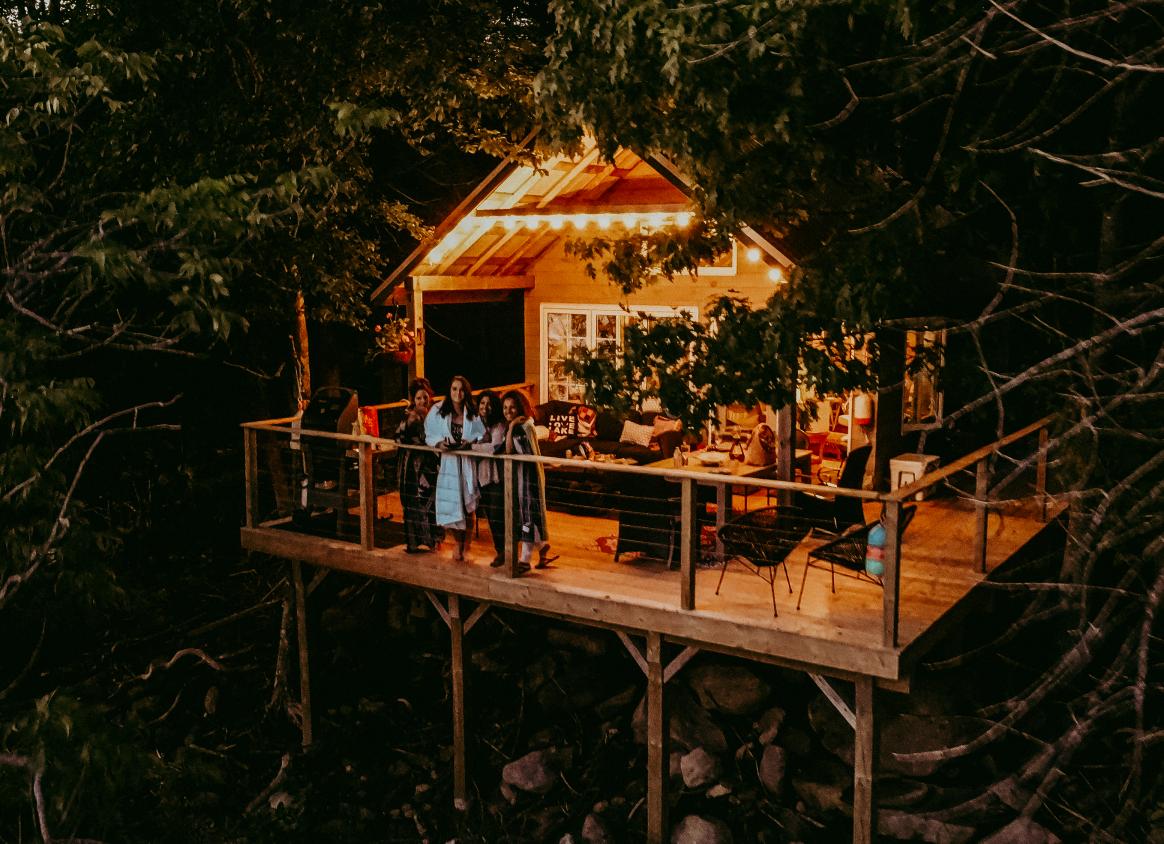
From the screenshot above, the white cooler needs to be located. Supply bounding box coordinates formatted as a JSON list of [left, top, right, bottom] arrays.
[[890, 453, 941, 500]]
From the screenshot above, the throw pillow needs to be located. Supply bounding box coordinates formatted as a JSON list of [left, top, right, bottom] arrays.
[[534, 424, 551, 441], [619, 419, 655, 448], [651, 415, 680, 438], [575, 405, 597, 437], [547, 412, 577, 440]]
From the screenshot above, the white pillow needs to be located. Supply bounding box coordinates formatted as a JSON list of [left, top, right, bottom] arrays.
[[534, 424, 551, 441], [619, 420, 655, 447]]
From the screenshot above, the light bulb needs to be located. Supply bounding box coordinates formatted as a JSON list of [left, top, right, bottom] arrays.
[[768, 267, 785, 283], [746, 247, 762, 263], [676, 212, 692, 228]]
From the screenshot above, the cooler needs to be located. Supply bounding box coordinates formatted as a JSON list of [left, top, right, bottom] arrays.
[[890, 453, 941, 500]]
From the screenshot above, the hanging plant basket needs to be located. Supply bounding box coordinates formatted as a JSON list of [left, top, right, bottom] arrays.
[[370, 316, 416, 363], [390, 348, 414, 364]]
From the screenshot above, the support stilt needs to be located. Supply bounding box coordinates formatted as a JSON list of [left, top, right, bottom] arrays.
[[646, 632, 666, 844], [449, 595, 467, 810], [291, 561, 312, 749], [853, 676, 875, 844]]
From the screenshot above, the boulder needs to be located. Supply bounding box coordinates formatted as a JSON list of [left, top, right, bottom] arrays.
[[979, 818, 1061, 844], [669, 752, 685, 781], [547, 626, 609, 656], [758, 745, 786, 794], [671, 814, 733, 844], [581, 812, 613, 844], [877, 809, 976, 843], [755, 706, 785, 745], [502, 749, 558, 794], [633, 687, 728, 753], [791, 756, 850, 816], [707, 783, 732, 799], [686, 663, 771, 716], [596, 685, 638, 718], [680, 747, 722, 789]]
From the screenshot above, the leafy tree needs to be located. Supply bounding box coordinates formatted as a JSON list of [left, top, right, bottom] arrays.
[[541, 0, 1164, 837]]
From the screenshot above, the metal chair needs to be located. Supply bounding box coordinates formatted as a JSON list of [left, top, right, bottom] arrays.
[[716, 505, 811, 616], [796, 505, 917, 610]]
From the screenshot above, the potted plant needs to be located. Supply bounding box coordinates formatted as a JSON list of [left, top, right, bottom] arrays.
[[371, 316, 415, 364]]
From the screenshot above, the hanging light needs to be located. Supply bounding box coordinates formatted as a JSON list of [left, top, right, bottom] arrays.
[[746, 247, 762, 263], [767, 267, 785, 283]]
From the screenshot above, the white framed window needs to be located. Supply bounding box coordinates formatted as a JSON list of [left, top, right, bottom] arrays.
[[539, 303, 698, 402], [903, 329, 945, 430]]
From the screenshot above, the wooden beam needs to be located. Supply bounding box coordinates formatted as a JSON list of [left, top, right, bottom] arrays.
[[646, 632, 666, 844], [853, 677, 876, 844], [291, 561, 313, 749], [534, 146, 602, 207], [809, 673, 856, 729], [617, 631, 649, 676], [881, 501, 902, 649], [463, 602, 492, 635], [425, 590, 451, 627], [449, 595, 468, 811], [973, 458, 990, 573], [679, 478, 698, 610], [415, 274, 534, 292], [662, 646, 700, 685]]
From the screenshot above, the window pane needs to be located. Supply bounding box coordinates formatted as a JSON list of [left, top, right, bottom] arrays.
[[547, 313, 567, 341], [571, 314, 587, 337], [596, 314, 617, 340]]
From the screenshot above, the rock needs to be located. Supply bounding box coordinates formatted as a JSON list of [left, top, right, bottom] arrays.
[[499, 782, 517, 804], [880, 715, 989, 777], [547, 626, 609, 656], [810, 695, 988, 778], [596, 685, 638, 718], [780, 725, 813, 757], [979, 818, 1061, 844], [671, 814, 733, 844], [790, 756, 850, 816], [559, 835, 578, 844], [669, 752, 685, 781], [755, 706, 785, 745], [268, 791, 293, 810], [686, 663, 771, 715], [707, 783, 732, 798], [758, 745, 786, 794], [877, 809, 975, 843], [680, 747, 722, 788], [502, 749, 558, 794], [633, 687, 728, 753], [581, 812, 613, 843]]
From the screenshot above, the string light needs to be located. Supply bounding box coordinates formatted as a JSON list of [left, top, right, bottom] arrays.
[[746, 247, 762, 263], [768, 267, 786, 283]]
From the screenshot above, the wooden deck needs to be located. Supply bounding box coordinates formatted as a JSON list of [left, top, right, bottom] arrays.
[[241, 490, 1062, 686]]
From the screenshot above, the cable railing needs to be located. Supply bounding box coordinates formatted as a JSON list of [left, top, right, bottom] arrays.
[[243, 415, 1056, 650]]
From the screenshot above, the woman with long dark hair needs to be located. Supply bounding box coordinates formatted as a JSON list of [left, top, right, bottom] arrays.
[[425, 375, 485, 561], [472, 390, 507, 566], [395, 378, 440, 553], [502, 390, 556, 569]]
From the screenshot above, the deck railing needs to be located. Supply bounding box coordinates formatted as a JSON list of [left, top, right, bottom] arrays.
[[242, 414, 1055, 650]]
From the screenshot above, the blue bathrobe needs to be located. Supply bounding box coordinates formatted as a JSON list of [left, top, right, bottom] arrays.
[[424, 406, 485, 529]]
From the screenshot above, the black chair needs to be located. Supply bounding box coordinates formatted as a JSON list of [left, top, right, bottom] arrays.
[[796, 505, 918, 610], [716, 505, 811, 616], [614, 471, 682, 567], [794, 444, 872, 535]]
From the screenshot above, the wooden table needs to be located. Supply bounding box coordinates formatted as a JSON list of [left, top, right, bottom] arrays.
[[645, 450, 811, 559]]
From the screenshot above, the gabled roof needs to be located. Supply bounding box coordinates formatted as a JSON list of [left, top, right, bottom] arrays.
[[373, 137, 792, 301]]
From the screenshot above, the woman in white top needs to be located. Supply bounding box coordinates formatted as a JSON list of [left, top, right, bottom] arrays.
[[425, 375, 485, 561]]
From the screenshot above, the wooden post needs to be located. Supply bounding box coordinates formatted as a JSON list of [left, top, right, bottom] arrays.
[[291, 561, 313, 749], [973, 457, 990, 573], [881, 500, 902, 649], [775, 404, 794, 509], [244, 427, 259, 529], [853, 676, 876, 844], [408, 280, 425, 380], [503, 458, 518, 577], [679, 478, 699, 609], [646, 632, 666, 844], [449, 595, 468, 810], [1036, 426, 1049, 522], [358, 441, 375, 551], [714, 480, 728, 561]]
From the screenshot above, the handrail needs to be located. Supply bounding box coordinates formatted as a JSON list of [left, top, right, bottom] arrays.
[[888, 415, 1052, 502]]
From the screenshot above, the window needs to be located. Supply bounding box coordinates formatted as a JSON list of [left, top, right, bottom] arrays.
[[903, 329, 945, 430], [540, 304, 697, 402]]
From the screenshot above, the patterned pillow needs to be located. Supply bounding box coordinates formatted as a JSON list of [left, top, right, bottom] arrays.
[[652, 415, 681, 438], [619, 419, 655, 447], [575, 405, 597, 437], [547, 413, 577, 440]]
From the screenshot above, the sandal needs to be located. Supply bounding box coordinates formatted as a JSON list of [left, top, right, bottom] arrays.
[[489, 556, 505, 568], [535, 545, 559, 569]]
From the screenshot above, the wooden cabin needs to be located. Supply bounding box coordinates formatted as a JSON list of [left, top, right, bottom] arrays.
[[240, 139, 1062, 844]]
